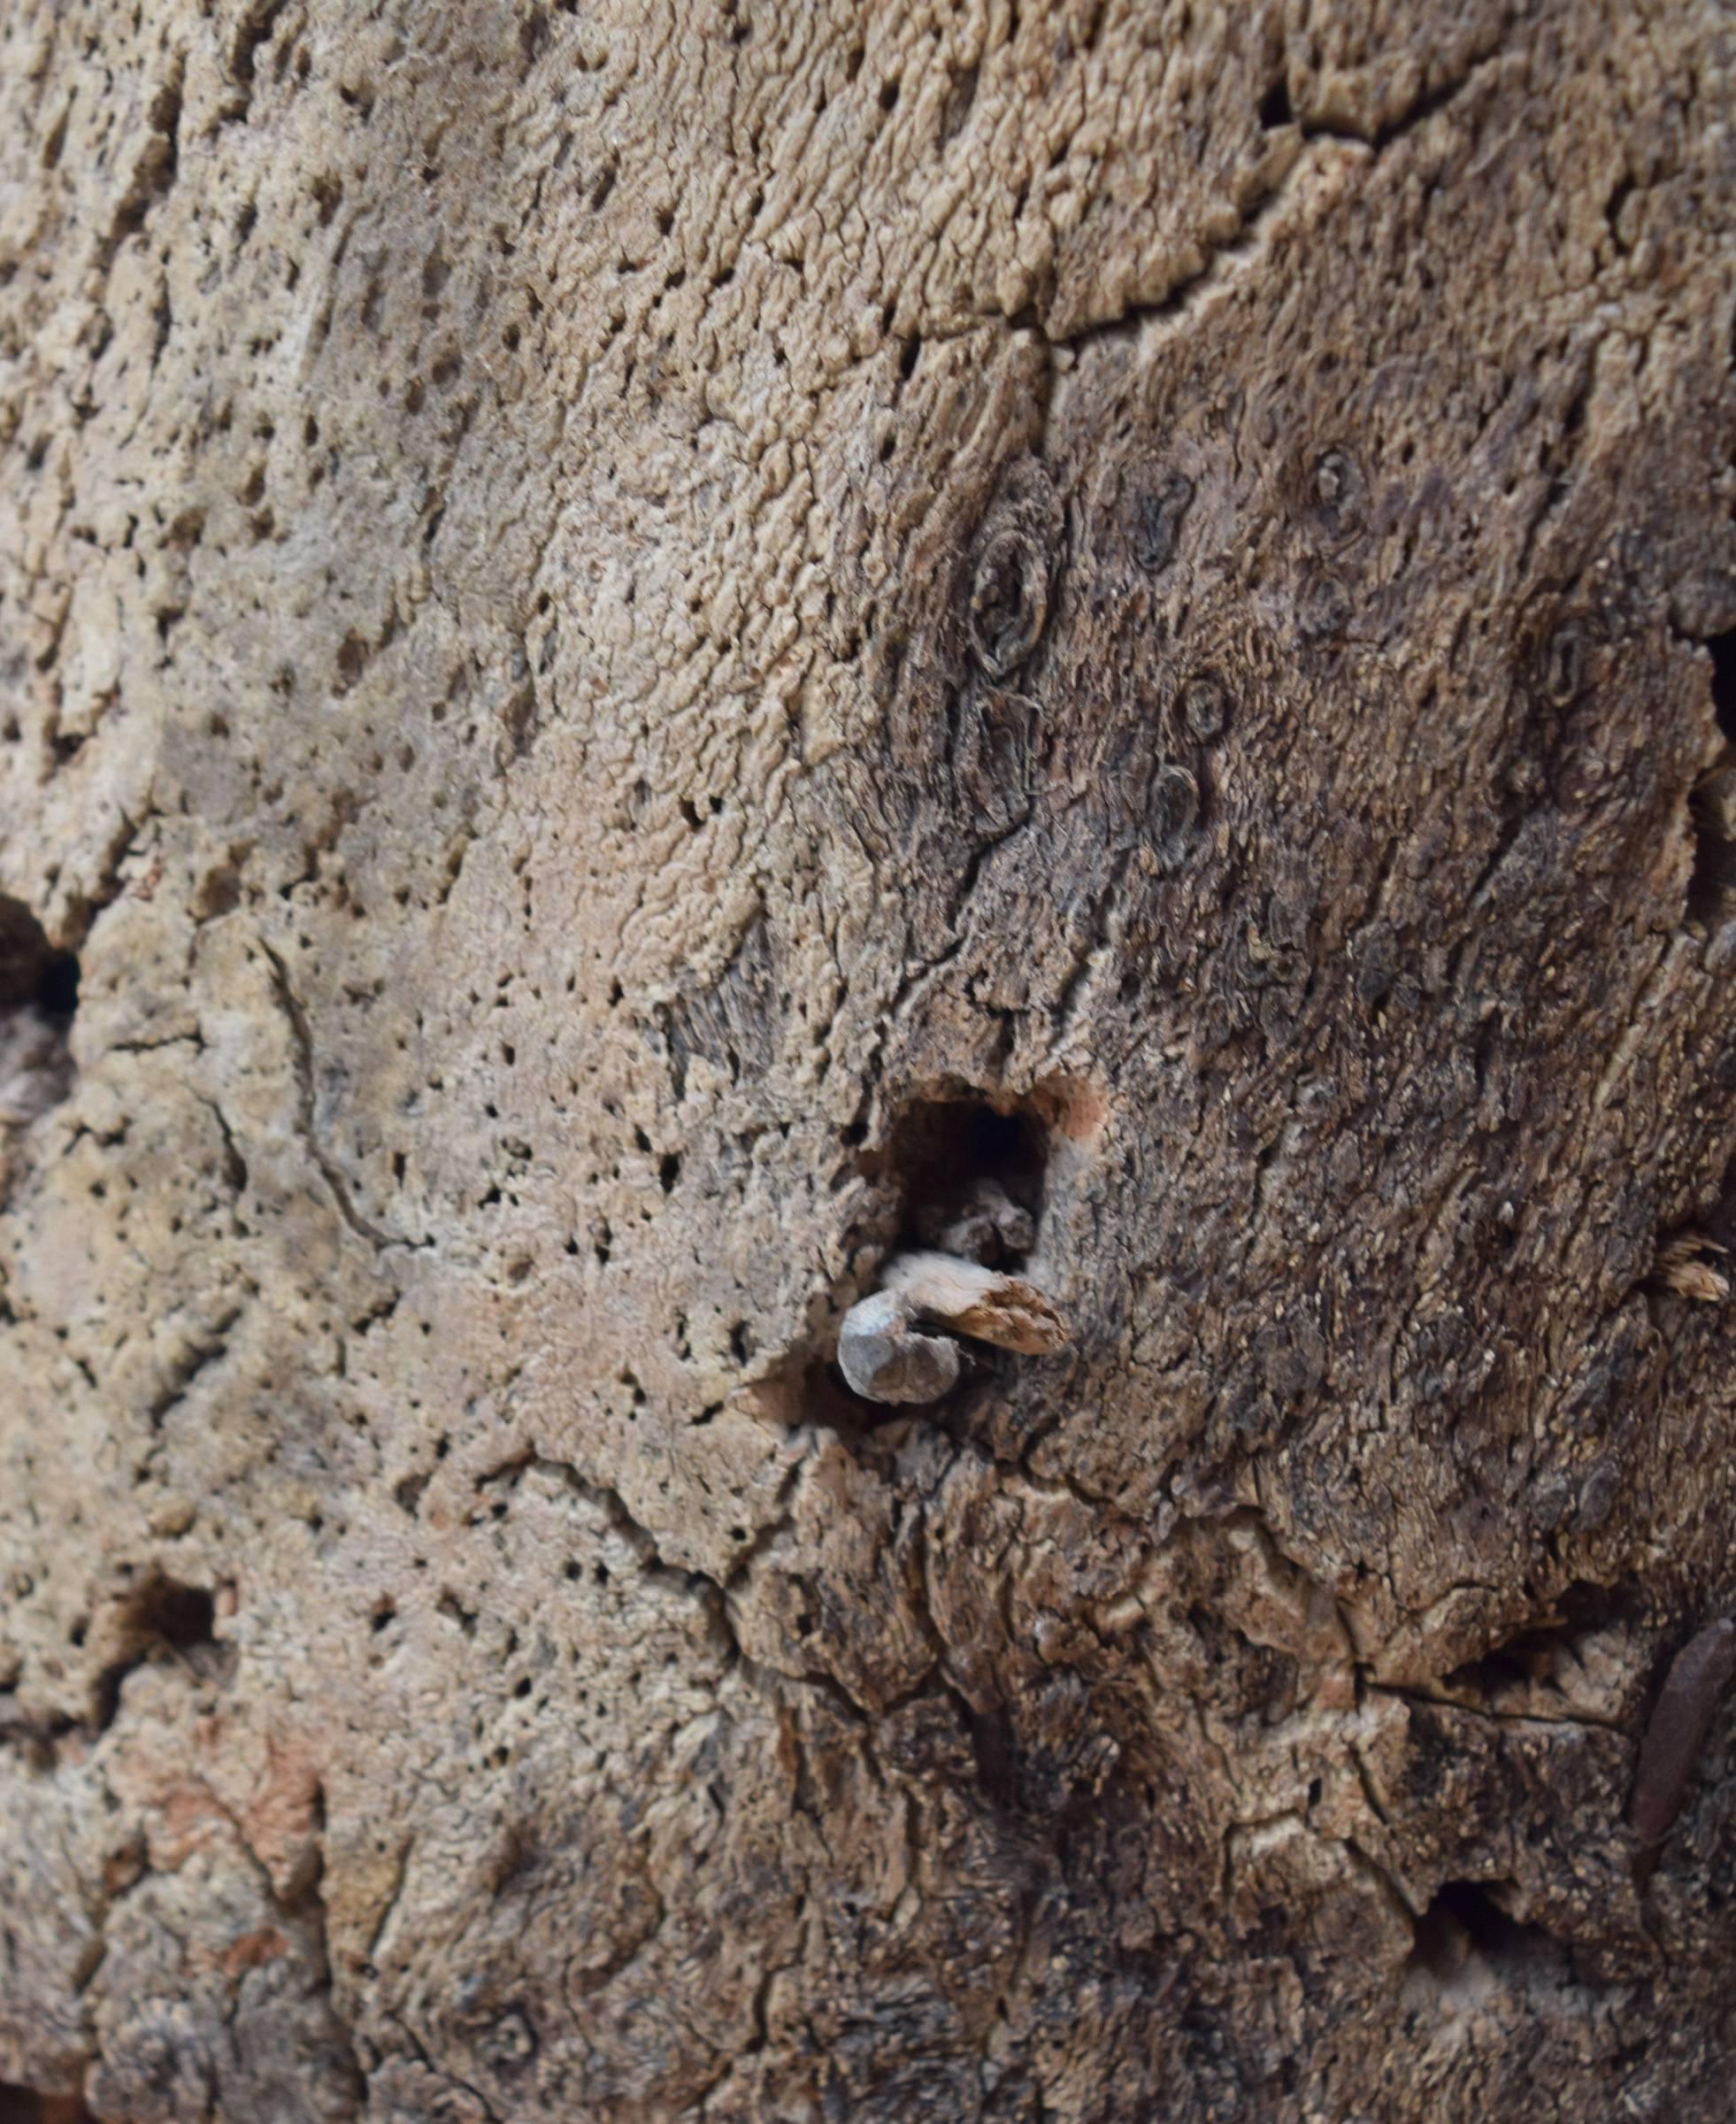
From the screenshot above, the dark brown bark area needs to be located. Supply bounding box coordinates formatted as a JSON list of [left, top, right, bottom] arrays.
[[3, 2, 1736, 2120]]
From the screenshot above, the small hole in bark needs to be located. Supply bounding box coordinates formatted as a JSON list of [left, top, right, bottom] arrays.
[[0, 898, 78, 1015], [1407, 1880, 1551, 1983], [872, 1091, 1050, 1266], [0, 904, 76, 1149], [0, 2089, 98, 2122], [1709, 629, 1736, 743], [962, 1699, 1020, 1811], [114, 1578, 212, 1658], [33, 951, 78, 1017], [777, 1082, 1097, 1430], [136, 1580, 216, 1648], [1259, 75, 1292, 128], [1443, 1583, 1640, 1701], [93, 1575, 219, 1728], [1687, 646, 1736, 919]]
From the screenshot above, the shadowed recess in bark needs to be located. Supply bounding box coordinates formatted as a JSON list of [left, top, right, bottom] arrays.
[[0, 897, 78, 1150], [874, 1089, 1049, 1259], [1687, 631, 1736, 919], [0, 2089, 96, 2123], [92, 1575, 221, 1730], [1407, 1880, 1566, 1987]]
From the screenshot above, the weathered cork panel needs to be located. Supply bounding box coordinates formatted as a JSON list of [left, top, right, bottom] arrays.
[[3, 2, 1736, 2117]]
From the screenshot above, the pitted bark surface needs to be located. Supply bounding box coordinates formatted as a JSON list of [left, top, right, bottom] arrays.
[[4, 3, 1736, 2119]]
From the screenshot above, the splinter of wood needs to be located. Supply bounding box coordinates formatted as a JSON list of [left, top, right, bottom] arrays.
[[881, 1250, 1069, 1353], [836, 1250, 1070, 1405], [1628, 1617, 1736, 1881]]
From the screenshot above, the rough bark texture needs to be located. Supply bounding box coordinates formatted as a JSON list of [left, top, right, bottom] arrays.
[[3, 2, 1736, 2119]]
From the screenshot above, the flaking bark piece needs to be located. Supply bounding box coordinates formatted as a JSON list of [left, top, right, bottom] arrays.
[[880, 1248, 1070, 1355], [1650, 1230, 1731, 1304]]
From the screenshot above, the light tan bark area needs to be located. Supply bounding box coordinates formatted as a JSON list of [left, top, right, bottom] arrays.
[[3, 0, 1736, 2117]]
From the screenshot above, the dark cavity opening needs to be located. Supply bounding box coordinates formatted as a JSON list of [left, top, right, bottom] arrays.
[[1442, 1581, 1640, 1704], [874, 1090, 1051, 1267], [1687, 638, 1736, 920], [135, 1578, 217, 1649], [789, 1079, 1094, 1434], [0, 2089, 97, 2123], [0, 897, 78, 1143], [1408, 1879, 1555, 1983], [94, 1574, 219, 1729], [0, 897, 78, 1016], [1709, 628, 1736, 744], [1258, 74, 1293, 128]]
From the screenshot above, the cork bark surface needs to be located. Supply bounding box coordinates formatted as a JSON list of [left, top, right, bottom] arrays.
[[4, 2, 1736, 2118]]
